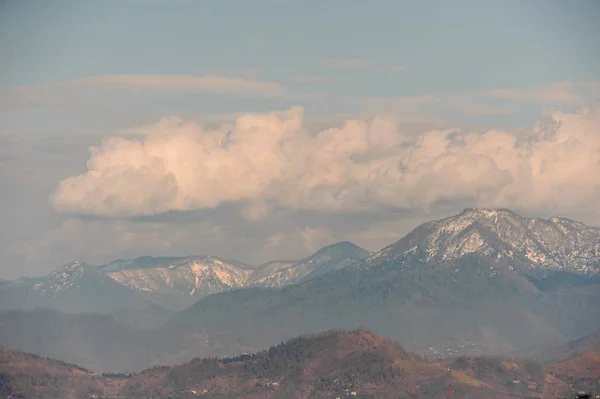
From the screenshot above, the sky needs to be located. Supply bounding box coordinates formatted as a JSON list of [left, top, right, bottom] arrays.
[[1, 0, 600, 278]]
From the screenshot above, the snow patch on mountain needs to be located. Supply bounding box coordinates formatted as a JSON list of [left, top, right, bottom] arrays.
[[366, 208, 600, 274], [107, 258, 253, 297], [33, 261, 89, 294]]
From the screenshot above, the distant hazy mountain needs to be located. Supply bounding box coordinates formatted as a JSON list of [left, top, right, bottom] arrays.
[[0, 209, 598, 373], [165, 209, 600, 366], [103, 256, 254, 308], [249, 241, 371, 287], [0, 242, 370, 313], [1, 329, 588, 399], [109, 302, 173, 330], [0, 308, 152, 372], [534, 329, 600, 364], [0, 261, 148, 313]]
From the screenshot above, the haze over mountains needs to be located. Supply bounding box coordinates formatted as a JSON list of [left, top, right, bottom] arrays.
[[0, 209, 599, 375]]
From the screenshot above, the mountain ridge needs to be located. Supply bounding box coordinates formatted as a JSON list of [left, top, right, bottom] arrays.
[[155, 209, 600, 372], [0, 209, 599, 373], [363, 208, 600, 275], [0, 329, 589, 399], [3, 207, 599, 312], [0, 241, 371, 312]]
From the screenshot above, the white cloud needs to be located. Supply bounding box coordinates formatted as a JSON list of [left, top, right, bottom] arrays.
[[359, 83, 598, 117], [291, 74, 327, 83], [360, 95, 441, 109], [0, 74, 285, 111], [325, 58, 374, 69], [74, 74, 284, 97], [324, 59, 405, 73], [482, 82, 584, 104], [210, 68, 259, 79], [52, 105, 600, 220]]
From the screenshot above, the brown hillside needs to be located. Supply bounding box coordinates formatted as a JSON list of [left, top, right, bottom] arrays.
[[0, 345, 105, 399], [1, 331, 596, 399]]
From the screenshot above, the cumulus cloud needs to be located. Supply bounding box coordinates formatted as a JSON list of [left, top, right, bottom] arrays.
[[52, 105, 600, 219]]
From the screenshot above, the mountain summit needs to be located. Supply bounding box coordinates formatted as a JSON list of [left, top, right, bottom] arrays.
[[249, 241, 371, 288], [367, 208, 600, 275], [32, 261, 91, 295]]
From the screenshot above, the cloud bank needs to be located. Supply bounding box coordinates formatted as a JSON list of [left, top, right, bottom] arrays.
[[52, 106, 600, 219]]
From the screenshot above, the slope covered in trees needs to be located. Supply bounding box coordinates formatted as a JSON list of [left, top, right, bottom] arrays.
[[1, 330, 596, 399]]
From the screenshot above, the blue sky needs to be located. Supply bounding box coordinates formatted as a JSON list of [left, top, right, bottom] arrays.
[[2, 1, 599, 89], [1, 0, 600, 133], [1, 0, 599, 278], [3, 1, 599, 102]]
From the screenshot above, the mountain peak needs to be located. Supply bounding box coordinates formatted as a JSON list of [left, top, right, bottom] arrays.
[[34, 261, 96, 295], [455, 208, 522, 225], [312, 241, 368, 258], [56, 260, 86, 272], [248, 242, 371, 289], [375, 209, 600, 275], [460, 208, 516, 217], [49, 260, 92, 276]]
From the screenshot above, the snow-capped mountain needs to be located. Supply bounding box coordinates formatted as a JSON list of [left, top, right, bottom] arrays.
[[32, 260, 90, 295], [31, 260, 146, 297], [104, 242, 371, 297], [248, 260, 296, 283], [365, 208, 600, 275], [3, 209, 599, 315], [250, 241, 371, 288], [0, 261, 146, 313], [0, 242, 370, 313], [105, 256, 254, 298], [2, 210, 599, 370]]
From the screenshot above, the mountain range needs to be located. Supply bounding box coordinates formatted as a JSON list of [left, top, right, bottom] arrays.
[[0, 241, 371, 313], [2, 329, 597, 399], [0, 208, 599, 373]]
